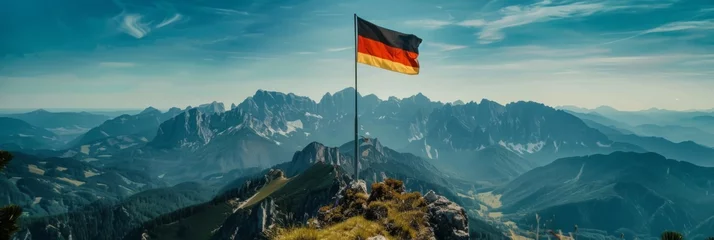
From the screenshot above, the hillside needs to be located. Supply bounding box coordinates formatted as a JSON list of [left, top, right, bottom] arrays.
[[13, 182, 212, 240], [127, 163, 347, 240], [0, 117, 62, 150], [1, 110, 109, 130], [494, 151, 714, 239], [0, 152, 167, 217], [633, 124, 714, 148], [404, 101, 643, 165], [68, 107, 183, 147], [607, 134, 714, 167]]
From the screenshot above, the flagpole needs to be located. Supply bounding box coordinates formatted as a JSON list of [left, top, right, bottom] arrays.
[[353, 13, 359, 181]]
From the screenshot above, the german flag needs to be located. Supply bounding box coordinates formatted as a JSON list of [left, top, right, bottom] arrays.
[[357, 17, 423, 75]]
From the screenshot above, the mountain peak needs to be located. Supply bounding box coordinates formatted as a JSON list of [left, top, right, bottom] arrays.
[[140, 107, 161, 115], [197, 101, 226, 115], [335, 87, 356, 95], [30, 109, 49, 114], [594, 105, 619, 113]]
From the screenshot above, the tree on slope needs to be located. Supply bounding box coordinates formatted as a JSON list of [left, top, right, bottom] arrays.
[[0, 150, 22, 240]]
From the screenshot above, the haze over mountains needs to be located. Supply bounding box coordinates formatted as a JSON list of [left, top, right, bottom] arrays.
[[2, 87, 714, 240]]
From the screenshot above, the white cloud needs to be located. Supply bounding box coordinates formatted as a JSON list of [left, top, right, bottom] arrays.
[[601, 20, 714, 45], [425, 42, 468, 51], [647, 20, 714, 33], [326, 46, 353, 52], [404, 19, 453, 29], [442, 53, 712, 71], [477, 1, 607, 44], [457, 19, 487, 27], [456, 0, 675, 44], [203, 7, 249, 15], [117, 14, 151, 39], [99, 62, 136, 68], [156, 13, 183, 28], [501, 45, 610, 57]]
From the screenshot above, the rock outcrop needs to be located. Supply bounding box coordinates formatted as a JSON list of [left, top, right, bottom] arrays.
[[424, 190, 470, 240]]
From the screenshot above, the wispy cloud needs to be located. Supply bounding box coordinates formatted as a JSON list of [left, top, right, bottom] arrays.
[[156, 13, 183, 28], [99, 62, 136, 68], [473, 1, 609, 44], [456, 19, 486, 27], [601, 20, 714, 45], [648, 20, 714, 33], [444, 53, 713, 71], [326, 46, 353, 52], [425, 42, 468, 51], [202, 7, 249, 15], [295, 52, 316, 55], [117, 13, 151, 39], [501, 45, 610, 57], [404, 19, 453, 29], [456, 0, 674, 44]]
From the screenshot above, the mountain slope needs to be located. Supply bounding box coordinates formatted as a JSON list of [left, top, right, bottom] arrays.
[[607, 134, 714, 167], [69, 107, 182, 147], [1, 109, 109, 131], [14, 182, 212, 240], [95, 108, 296, 185], [424, 146, 535, 185], [0, 152, 167, 217], [496, 152, 714, 238], [128, 136, 481, 240], [634, 124, 714, 148], [0, 117, 62, 150], [126, 162, 347, 240], [404, 101, 643, 165]]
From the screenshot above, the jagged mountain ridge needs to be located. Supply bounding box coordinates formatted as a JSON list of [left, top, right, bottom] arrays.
[[147, 87, 647, 170], [219, 138, 465, 205]]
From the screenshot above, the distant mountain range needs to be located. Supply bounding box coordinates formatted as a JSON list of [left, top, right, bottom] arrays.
[[0, 109, 110, 130], [4, 88, 714, 240], [68, 107, 183, 147], [1, 110, 111, 143]]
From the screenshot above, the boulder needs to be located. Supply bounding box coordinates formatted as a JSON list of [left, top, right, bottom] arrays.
[[424, 190, 470, 240], [348, 180, 368, 195]]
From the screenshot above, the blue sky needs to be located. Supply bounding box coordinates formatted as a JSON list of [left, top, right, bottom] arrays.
[[1, 0, 713, 111]]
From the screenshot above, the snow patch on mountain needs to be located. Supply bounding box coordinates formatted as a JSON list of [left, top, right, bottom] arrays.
[[526, 141, 546, 153], [596, 141, 611, 147], [425, 141, 433, 159], [304, 112, 323, 119], [497, 140, 546, 154], [564, 163, 585, 184], [268, 119, 304, 137]]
